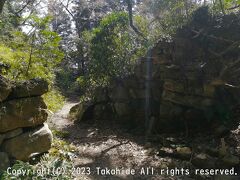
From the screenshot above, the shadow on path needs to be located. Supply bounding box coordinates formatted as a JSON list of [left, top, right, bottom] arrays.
[[49, 102, 175, 180]]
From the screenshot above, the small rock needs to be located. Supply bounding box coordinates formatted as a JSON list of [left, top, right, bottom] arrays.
[[0, 152, 10, 171], [158, 147, 192, 160], [176, 147, 192, 159], [158, 147, 174, 157], [69, 101, 94, 121]]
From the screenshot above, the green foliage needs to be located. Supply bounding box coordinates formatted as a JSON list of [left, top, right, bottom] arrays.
[[208, 0, 240, 14], [0, 12, 65, 112], [52, 129, 70, 138], [1, 137, 77, 180], [43, 89, 65, 112], [224, 0, 240, 8], [0, 161, 35, 180], [55, 68, 83, 96], [50, 136, 77, 156], [0, 15, 63, 82], [144, 0, 198, 36], [1, 156, 75, 180], [87, 12, 147, 86]]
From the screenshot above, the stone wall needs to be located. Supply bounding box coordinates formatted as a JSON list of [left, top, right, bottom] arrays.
[[70, 8, 240, 134], [70, 57, 240, 133], [0, 76, 53, 171]]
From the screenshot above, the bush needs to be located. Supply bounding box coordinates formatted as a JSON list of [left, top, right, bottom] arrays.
[[43, 89, 65, 112], [1, 137, 77, 180]]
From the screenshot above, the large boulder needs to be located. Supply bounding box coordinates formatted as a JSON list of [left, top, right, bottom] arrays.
[[0, 75, 12, 102], [109, 84, 129, 102], [93, 103, 113, 120], [8, 78, 48, 99], [114, 102, 130, 117], [69, 101, 95, 122], [0, 96, 48, 132], [0, 128, 23, 146], [93, 87, 109, 103], [1, 123, 53, 161], [0, 152, 10, 171], [3, 128, 23, 140]]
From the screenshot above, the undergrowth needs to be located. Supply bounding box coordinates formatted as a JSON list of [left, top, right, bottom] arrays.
[[43, 88, 65, 112], [0, 131, 77, 180]]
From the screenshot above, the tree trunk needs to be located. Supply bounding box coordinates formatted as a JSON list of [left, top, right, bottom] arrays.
[[219, 0, 226, 15], [126, 0, 145, 39], [26, 34, 35, 77], [184, 0, 189, 18], [0, 0, 6, 14]]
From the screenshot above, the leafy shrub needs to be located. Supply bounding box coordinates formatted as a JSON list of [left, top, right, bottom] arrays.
[[87, 12, 147, 86], [43, 89, 65, 112], [1, 137, 77, 180]]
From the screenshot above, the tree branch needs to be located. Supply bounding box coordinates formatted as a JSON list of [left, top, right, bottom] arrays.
[[15, 0, 33, 15], [219, 0, 226, 15], [227, 4, 240, 10], [26, 33, 36, 76], [60, 1, 75, 20], [126, 0, 146, 40]]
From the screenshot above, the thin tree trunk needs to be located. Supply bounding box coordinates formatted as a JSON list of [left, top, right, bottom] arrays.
[[126, 0, 146, 40], [219, 0, 226, 15], [26, 46, 33, 77], [26, 34, 35, 77], [184, 0, 189, 18], [0, 0, 6, 13]]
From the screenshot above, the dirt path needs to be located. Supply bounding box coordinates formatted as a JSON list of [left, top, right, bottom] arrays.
[[48, 102, 240, 180], [49, 102, 171, 180], [49, 101, 78, 129]]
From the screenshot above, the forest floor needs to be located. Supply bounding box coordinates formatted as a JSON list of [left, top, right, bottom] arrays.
[[49, 101, 179, 180], [49, 101, 240, 180]]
